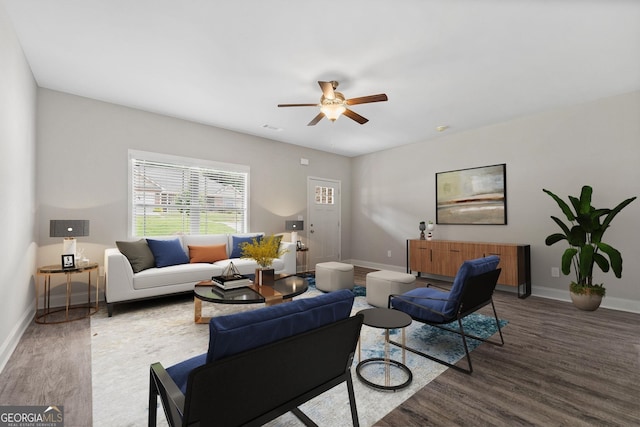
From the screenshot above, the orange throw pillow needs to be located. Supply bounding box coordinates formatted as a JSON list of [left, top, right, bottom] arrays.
[[188, 244, 228, 263]]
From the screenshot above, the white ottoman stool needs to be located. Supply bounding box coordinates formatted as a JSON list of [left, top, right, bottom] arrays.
[[366, 270, 417, 308], [315, 262, 354, 292]]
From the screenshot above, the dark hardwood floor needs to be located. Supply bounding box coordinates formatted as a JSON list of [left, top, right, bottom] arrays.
[[1, 267, 638, 426]]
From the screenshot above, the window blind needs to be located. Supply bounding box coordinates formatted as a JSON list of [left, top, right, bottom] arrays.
[[130, 155, 248, 237]]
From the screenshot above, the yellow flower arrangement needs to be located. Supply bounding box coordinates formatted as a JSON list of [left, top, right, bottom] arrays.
[[240, 235, 288, 268]]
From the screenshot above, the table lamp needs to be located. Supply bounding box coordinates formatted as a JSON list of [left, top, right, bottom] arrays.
[[285, 220, 304, 244], [50, 220, 90, 262]]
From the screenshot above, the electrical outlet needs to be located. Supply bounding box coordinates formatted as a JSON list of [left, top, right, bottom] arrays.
[[387, 250, 392, 258], [551, 267, 560, 278]]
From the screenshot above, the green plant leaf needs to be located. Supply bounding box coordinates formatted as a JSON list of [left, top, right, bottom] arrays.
[[601, 196, 637, 230], [561, 248, 577, 276], [550, 215, 572, 236], [543, 189, 576, 221], [567, 225, 586, 247], [578, 245, 594, 284], [598, 242, 623, 278], [577, 185, 593, 215], [592, 252, 610, 274], [545, 233, 566, 246]]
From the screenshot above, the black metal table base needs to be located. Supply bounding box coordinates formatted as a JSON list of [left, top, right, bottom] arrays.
[[356, 357, 412, 391]]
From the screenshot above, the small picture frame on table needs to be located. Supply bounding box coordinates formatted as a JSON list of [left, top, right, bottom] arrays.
[[62, 254, 75, 269]]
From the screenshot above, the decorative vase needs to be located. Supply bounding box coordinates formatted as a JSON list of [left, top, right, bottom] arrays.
[[419, 222, 426, 240], [255, 268, 275, 286], [570, 291, 603, 311]]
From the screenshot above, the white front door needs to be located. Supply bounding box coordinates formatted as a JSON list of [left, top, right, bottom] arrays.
[[307, 177, 341, 270]]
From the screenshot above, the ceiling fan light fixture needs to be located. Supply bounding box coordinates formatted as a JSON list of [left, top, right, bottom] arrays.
[[320, 104, 346, 121], [278, 80, 387, 126]]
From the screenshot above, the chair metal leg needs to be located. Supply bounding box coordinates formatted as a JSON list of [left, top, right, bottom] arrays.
[[389, 338, 474, 374], [457, 317, 473, 373], [148, 371, 158, 427], [345, 370, 360, 427], [291, 407, 318, 427], [389, 301, 504, 375], [491, 300, 505, 346]]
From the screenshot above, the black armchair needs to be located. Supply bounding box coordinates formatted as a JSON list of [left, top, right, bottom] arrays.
[[149, 289, 364, 426], [388, 256, 504, 374]]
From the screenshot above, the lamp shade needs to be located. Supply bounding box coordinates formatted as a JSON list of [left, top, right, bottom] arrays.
[[50, 220, 90, 237], [285, 220, 304, 231]]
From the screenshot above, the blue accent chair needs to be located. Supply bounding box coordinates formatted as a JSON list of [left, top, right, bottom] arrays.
[[149, 289, 363, 426], [389, 256, 504, 373]]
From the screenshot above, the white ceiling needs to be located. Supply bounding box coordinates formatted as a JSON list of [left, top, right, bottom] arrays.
[[3, 0, 640, 157]]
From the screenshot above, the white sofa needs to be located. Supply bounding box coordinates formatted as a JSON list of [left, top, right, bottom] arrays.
[[104, 233, 296, 316]]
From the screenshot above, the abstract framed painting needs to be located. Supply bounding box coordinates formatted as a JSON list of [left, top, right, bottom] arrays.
[[436, 163, 507, 225]]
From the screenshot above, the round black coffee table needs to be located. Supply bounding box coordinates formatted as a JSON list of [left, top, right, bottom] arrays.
[[193, 274, 308, 323], [356, 308, 413, 391]]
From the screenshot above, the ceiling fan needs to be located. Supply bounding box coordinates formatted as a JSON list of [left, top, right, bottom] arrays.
[[278, 81, 388, 126]]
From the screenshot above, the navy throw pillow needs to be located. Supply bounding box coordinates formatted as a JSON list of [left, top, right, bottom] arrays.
[[230, 235, 261, 258], [146, 238, 189, 267]]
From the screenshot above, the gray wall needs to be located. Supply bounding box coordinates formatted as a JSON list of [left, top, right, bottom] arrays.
[[350, 91, 640, 312], [35, 89, 352, 272], [0, 5, 37, 370]]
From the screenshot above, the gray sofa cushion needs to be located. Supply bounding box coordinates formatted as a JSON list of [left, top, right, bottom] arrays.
[[116, 239, 155, 273]]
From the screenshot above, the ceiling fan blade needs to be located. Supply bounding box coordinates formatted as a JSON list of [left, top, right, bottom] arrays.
[[318, 81, 336, 100], [278, 103, 319, 107], [343, 108, 368, 125], [346, 94, 388, 105], [307, 112, 325, 126]]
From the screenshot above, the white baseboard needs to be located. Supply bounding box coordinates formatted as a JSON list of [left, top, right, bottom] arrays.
[[532, 286, 640, 314], [0, 305, 34, 374]]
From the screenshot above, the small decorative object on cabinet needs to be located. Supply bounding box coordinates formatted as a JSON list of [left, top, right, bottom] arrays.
[[419, 221, 426, 240], [426, 221, 435, 240]]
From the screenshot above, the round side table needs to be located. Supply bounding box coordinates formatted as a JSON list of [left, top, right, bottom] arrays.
[[36, 262, 99, 324], [356, 307, 413, 391]]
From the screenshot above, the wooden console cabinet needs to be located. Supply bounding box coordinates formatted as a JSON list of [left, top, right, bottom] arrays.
[[406, 239, 531, 298]]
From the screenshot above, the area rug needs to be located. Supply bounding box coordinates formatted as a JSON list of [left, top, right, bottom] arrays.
[[91, 283, 506, 426]]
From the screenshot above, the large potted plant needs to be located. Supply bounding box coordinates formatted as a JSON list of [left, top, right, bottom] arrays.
[[240, 235, 288, 285], [543, 186, 636, 310]]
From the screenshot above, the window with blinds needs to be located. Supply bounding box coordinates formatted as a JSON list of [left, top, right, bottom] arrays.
[[129, 151, 249, 237]]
